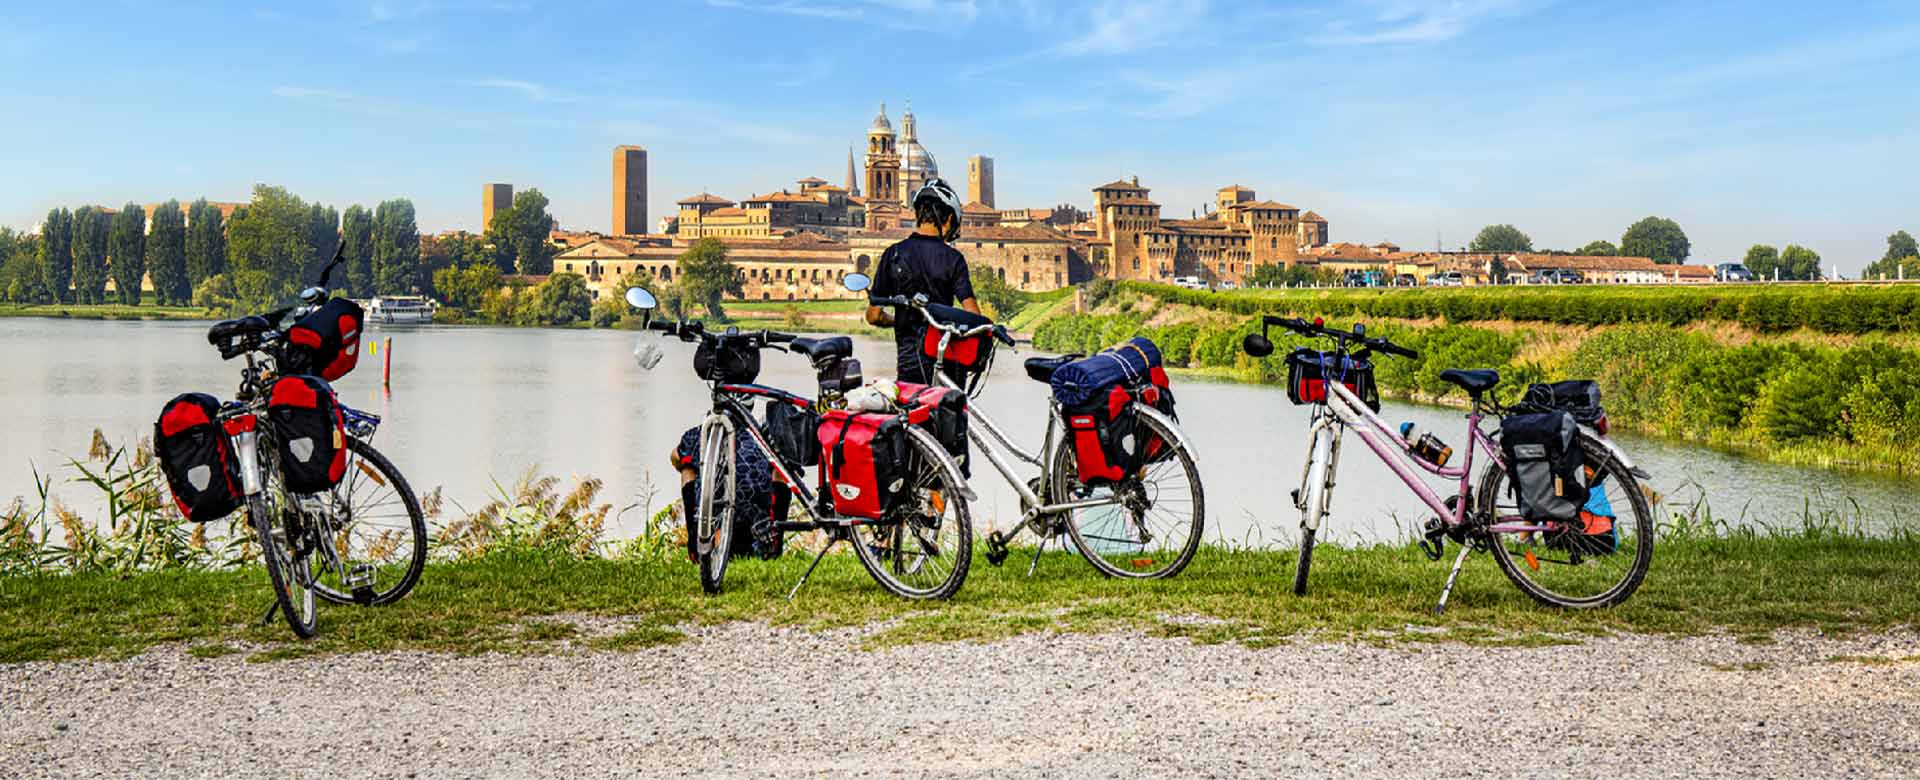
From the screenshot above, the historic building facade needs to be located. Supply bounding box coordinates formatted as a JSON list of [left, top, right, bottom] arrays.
[[554, 233, 863, 302], [848, 224, 1084, 293], [1084, 178, 1330, 285], [672, 179, 865, 240]]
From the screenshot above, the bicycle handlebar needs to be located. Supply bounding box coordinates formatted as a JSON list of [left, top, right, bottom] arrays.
[[868, 294, 1013, 346], [646, 318, 798, 350], [1263, 315, 1418, 359]]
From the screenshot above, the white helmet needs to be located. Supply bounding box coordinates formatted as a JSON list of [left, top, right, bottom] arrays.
[[911, 178, 962, 241]]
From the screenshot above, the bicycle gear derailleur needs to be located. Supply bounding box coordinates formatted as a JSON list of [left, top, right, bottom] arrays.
[[1419, 496, 1472, 561]]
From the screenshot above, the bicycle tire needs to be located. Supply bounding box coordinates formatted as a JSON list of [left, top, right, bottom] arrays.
[[312, 437, 427, 606], [1293, 526, 1316, 596], [695, 421, 736, 595], [250, 492, 317, 639], [853, 426, 972, 600], [1052, 410, 1204, 580], [1479, 430, 1654, 609]]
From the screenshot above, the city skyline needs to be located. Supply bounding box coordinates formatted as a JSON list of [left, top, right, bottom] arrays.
[[1, 2, 1916, 270]]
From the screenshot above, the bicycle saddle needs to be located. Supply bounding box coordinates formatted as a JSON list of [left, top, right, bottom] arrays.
[[788, 335, 852, 362], [1023, 355, 1074, 384], [1438, 368, 1501, 395], [207, 315, 273, 345]]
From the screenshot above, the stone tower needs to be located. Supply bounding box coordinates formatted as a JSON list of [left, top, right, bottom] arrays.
[[967, 156, 994, 208], [896, 102, 938, 203], [1093, 176, 1162, 281], [482, 183, 513, 231], [611, 145, 647, 236], [845, 147, 860, 197], [864, 104, 902, 230]]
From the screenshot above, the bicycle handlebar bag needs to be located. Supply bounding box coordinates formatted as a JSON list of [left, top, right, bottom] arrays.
[[694, 339, 761, 384], [897, 381, 970, 477], [817, 410, 912, 520], [155, 392, 245, 522], [1499, 410, 1589, 523], [267, 375, 348, 494], [920, 302, 995, 374], [284, 298, 364, 381], [1285, 348, 1379, 411], [1520, 379, 1607, 431]]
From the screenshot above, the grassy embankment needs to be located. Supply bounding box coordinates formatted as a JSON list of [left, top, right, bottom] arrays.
[[1026, 281, 1920, 476], [0, 293, 210, 321]]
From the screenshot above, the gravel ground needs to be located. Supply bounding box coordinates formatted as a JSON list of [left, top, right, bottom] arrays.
[[5, 624, 1917, 779]]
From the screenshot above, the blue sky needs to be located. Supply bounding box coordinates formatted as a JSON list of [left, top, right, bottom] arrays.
[[2, 0, 1915, 270]]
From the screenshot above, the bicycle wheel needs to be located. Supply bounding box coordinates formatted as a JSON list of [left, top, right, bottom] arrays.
[[311, 437, 428, 606], [1052, 410, 1204, 580], [853, 426, 972, 599], [1293, 527, 1316, 596], [1479, 430, 1654, 608], [249, 490, 317, 639], [694, 420, 737, 595]]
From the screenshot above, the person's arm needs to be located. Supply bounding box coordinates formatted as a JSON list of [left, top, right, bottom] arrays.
[[866, 250, 896, 327], [952, 254, 980, 315]]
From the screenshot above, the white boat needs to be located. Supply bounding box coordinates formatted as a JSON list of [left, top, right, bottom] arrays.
[[360, 296, 437, 325]]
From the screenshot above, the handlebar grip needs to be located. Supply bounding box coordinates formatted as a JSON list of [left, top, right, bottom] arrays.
[[765, 332, 797, 344], [1378, 341, 1419, 359], [868, 295, 909, 307], [993, 325, 1015, 346]]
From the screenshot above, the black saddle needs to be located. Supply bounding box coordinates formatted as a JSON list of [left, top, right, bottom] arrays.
[[1438, 368, 1501, 395], [1023, 355, 1077, 384], [207, 315, 273, 345], [789, 336, 852, 363]]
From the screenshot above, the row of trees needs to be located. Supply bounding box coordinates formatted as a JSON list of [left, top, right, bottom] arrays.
[[1862, 230, 1919, 280], [1468, 217, 1693, 264], [1741, 244, 1824, 281]]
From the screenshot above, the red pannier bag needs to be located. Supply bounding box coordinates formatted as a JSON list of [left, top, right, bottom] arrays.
[[817, 410, 912, 519], [266, 375, 348, 493], [285, 298, 364, 381], [154, 393, 245, 522], [895, 381, 969, 476], [919, 302, 995, 375]]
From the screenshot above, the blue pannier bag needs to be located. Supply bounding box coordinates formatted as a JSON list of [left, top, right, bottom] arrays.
[[1049, 337, 1165, 407]]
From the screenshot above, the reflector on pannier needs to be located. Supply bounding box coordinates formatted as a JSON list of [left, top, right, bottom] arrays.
[[154, 393, 244, 522], [266, 375, 348, 493], [817, 410, 912, 519], [284, 298, 364, 381], [1499, 410, 1588, 523]]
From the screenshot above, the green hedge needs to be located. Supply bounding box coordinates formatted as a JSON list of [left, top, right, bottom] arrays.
[[1123, 281, 1920, 334]]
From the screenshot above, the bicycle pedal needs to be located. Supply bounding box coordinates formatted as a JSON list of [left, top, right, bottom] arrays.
[[351, 585, 377, 606], [345, 563, 377, 588]]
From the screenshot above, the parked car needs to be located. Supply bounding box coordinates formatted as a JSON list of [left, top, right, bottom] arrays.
[[1216, 280, 1237, 291], [1343, 270, 1383, 287], [1172, 275, 1207, 290], [1392, 274, 1418, 287], [1426, 271, 1465, 287], [1538, 268, 1584, 285], [1714, 262, 1755, 282]]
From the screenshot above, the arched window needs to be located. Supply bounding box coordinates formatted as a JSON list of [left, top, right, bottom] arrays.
[[856, 254, 871, 273]]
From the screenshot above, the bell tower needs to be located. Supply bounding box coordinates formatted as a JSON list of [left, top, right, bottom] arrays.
[[864, 103, 902, 230]]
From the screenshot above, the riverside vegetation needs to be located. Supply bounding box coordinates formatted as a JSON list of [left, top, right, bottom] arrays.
[[1032, 281, 1920, 475], [2, 430, 1915, 663]]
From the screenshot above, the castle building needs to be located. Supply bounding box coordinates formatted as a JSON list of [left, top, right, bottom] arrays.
[[611, 145, 647, 236], [482, 183, 513, 230], [968, 155, 994, 208], [1085, 178, 1328, 285], [554, 232, 862, 302], [673, 179, 865, 240]]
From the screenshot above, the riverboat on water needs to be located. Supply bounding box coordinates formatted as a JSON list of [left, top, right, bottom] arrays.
[[358, 296, 437, 325]]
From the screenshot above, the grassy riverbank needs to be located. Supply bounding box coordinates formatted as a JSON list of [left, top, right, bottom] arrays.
[[0, 300, 211, 320], [3, 529, 1915, 664]]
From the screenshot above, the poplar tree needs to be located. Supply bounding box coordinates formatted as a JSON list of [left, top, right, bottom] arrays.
[[108, 204, 148, 305], [184, 199, 228, 288], [71, 206, 110, 304], [372, 198, 419, 295], [341, 205, 375, 296], [147, 200, 189, 305], [39, 207, 73, 303]]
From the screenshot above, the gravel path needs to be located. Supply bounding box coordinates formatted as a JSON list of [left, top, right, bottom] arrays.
[[5, 625, 1917, 778]]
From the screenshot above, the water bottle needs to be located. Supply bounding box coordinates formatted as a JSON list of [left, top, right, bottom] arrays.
[[1400, 422, 1453, 467]]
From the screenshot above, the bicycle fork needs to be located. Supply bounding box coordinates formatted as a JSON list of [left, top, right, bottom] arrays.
[[1293, 418, 1344, 534]]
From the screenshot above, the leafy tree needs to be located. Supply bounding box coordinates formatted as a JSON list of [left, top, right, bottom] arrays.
[[306, 203, 340, 285], [430, 263, 502, 312], [969, 264, 1027, 319], [372, 199, 420, 295], [1778, 244, 1822, 281], [1865, 231, 1919, 279], [1620, 217, 1690, 264], [146, 200, 188, 306], [1578, 240, 1618, 256], [192, 273, 236, 314], [341, 205, 375, 297], [1743, 244, 1779, 279], [1469, 224, 1533, 253], [421, 231, 490, 273], [675, 237, 741, 318], [70, 206, 110, 304], [4, 232, 49, 303], [533, 272, 593, 325], [108, 203, 147, 305], [226, 185, 313, 303], [38, 207, 72, 303], [1247, 263, 1339, 288], [184, 199, 227, 289], [486, 189, 556, 275]]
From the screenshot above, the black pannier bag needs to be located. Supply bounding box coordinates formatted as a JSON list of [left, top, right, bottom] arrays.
[[1521, 380, 1607, 432], [897, 381, 970, 476], [266, 375, 348, 493], [764, 400, 821, 469], [694, 340, 761, 384], [284, 298, 364, 381], [1286, 349, 1379, 411], [155, 393, 245, 522], [1499, 410, 1589, 522]]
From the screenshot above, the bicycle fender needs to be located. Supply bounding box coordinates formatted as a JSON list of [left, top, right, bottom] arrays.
[[1580, 425, 1648, 479], [1130, 403, 1196, 462], [902, 425, 977, 502]]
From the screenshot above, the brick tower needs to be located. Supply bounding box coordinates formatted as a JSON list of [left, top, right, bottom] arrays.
[[612, 145, 647, 236], [967, 156, 994, 208], [863, 104, 902, 230], [482, 183, 513, 231]]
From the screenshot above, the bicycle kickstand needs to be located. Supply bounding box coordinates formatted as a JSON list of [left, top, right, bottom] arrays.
[[787, 536, 841, 601], [1433, 542, 1474, 615], [258, 600, 281, 627], [1026, 534, 1048, 578]]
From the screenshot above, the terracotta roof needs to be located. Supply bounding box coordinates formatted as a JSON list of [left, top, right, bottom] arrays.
[[1301, 210, 1326, 222], [1217, 184, 1254, 193], [676, 193, 733, 206], [846, 195, 867, 205], [1094, 179, 1147, 192], [1511, 254, 1660, 272], [745, 191, 822, 204], [1237, 200, 1297, 211], [1673, 264, 1715, 277], [707, 207, 747, 217], [776, 231, 846, 249], [961, 201, 998, 215], [795, 177, 827, 185]]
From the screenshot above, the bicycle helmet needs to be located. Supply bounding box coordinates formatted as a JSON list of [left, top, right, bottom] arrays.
[[911, 178, 962, 242]]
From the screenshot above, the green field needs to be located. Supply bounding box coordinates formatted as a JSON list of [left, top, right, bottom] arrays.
[[0, 295, 210, 321]]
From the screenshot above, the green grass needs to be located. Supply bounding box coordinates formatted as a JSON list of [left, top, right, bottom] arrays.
[[0, 298, 210, 321], [3, 534, 1914, 663]]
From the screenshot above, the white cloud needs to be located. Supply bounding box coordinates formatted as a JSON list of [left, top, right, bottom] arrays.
[[1314, 0, 1536, 46], [465, 78, 581, 102], [1054, 0, 1208, 56], [704, 0, 863, 20]]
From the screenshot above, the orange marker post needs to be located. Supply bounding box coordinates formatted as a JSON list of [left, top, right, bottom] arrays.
[[383, 336, 393, 389]]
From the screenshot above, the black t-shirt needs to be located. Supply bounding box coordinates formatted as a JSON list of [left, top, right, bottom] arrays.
[[872, 233, 975, 382]]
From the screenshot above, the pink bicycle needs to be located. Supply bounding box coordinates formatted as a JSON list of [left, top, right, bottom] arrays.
[[1243, 316, 1654, 613]]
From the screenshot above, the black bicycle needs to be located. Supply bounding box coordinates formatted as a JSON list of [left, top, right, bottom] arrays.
[[202, 252, 428, 637], [627, 288, 975, 600]]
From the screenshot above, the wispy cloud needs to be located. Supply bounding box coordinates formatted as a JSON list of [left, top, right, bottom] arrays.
[[704, 0, 980, 28], [1054, 0, 1208, 56], [465, 78, 579, 102], [704, 0, 861, 20], [1314, 0, 1537, 46]]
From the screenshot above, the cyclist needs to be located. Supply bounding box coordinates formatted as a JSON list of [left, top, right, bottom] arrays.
[[865, 177, 981, 385], [670, 426, 785, 560]]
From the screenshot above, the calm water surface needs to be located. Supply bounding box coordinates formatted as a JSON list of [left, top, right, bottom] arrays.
[[4, 317, 1914, 544]]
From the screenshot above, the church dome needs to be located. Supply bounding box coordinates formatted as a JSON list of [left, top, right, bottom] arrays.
[[903, 140, 937, 176], [870, 103, 892, 133]]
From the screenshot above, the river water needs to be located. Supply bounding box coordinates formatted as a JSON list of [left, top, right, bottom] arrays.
[[4, 317, 1914, 544]]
